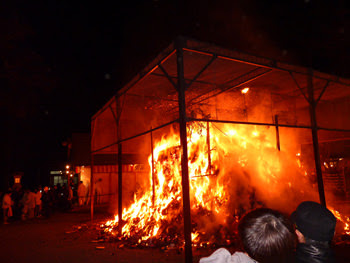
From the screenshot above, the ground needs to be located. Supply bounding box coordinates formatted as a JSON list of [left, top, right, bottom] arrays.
[[0, 206, 202, 263], [0, 205, 349, 263]]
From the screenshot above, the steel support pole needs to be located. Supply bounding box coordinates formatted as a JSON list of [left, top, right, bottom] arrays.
[[274, 115, 280, 151], [90, 154, 94, 221], [307, 69, 326, 206], [176, 37, 193, 263], [117, 96, 123, 231], [118, 143, 123, 231], [151, 129, 155, 206], [207, 122, 212, 173]]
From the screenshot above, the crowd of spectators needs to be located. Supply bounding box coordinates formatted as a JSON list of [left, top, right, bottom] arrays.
[[1, 181, 340, 262], [1, 182, 84, 223]]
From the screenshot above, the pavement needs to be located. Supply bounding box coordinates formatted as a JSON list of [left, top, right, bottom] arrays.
[[0, 205, 200, 263], [1, 205, 350, 263]]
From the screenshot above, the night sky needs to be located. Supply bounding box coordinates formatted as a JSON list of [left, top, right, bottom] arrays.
[[1, 0, 349, 189]]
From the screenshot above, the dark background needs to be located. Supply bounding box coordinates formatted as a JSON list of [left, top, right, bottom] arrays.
[[1, 0, 349, 189]]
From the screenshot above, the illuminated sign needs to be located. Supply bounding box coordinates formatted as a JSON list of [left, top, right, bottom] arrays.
[[50, 171, 63, 175]]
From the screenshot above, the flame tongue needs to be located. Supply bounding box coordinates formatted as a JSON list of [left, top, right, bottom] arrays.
[[330, 208, 350, 236]]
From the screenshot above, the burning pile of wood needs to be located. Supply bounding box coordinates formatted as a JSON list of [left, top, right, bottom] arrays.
[[95, 122, 350, 249], [98, 207, 241, 250], [97, 209, 350, 250]]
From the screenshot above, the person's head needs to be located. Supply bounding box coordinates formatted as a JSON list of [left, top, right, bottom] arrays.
[[291, 201, 336, 244], [238, 208, 295, 263]]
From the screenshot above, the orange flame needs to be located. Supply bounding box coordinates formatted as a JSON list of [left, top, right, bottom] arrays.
[[330, 208, 350, 235], [103, 122, 309, 243]]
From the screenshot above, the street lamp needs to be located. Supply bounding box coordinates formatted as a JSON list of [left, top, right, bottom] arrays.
[[241, 87, 249, 120], [241, 87, 249, 94]]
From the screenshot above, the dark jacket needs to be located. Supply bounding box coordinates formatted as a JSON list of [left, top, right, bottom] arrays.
[[296, 242, 336, 263]]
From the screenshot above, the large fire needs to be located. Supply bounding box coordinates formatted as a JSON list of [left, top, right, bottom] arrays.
[[101, 122, 349, 247]]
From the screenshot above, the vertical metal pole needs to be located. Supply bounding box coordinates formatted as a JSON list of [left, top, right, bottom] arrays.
[[342, 165, 346, 195], [274, 115, 280, 151], [307, 69, 326, 206], [176, 37, 192, 263], [118, 143, 123, 231], [109, 172, 112, 203], [150, 129, 156, 206], [243, 94, 248, 121], [116, 96, 123, 231], [206, 122, 212, 174], [90, 154, 94, 221]]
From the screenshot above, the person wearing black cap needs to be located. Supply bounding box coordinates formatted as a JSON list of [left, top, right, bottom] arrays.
[[291, 201, 337, 263]]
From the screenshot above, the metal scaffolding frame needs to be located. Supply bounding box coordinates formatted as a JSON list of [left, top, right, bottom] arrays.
[[90, 36, 350, 263]]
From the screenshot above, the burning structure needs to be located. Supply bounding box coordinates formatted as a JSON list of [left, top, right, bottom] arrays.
[[90, 37, 350, 262]]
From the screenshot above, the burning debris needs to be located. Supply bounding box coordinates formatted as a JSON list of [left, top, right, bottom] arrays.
[[96, 123, 286, 246], [99, 211, 240, 250], [331, 208, 350, 245], [96, 122, 350, 248]]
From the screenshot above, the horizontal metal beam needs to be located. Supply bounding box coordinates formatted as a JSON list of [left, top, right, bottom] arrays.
[[91, 119, 179, 154]]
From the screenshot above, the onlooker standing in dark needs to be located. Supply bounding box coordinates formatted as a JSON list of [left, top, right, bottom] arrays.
[[2, 189, 13, 224], [20, 188, 29, 220], [34, 188, 42, 217], [77, 181, 86, 206], [21, 188, 36, 220], [53, 184, 60, 211], [41, 186, 52, 218], [67, 184, 73, 210], [59, 184, 67, 211], [291, 201, 337, 263], [11, 186, 22, 220], [27, 188, 36, 219], [95, 178, 103, 204]]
